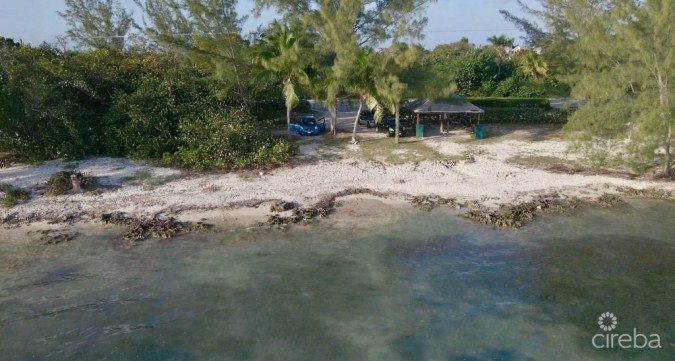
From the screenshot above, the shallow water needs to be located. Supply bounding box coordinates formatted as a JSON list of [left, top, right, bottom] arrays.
[[1, 200, 673, 360]]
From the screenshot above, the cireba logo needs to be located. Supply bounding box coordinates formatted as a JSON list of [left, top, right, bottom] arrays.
[[598, 312, 617, 331], [592, 312, 661, 349]]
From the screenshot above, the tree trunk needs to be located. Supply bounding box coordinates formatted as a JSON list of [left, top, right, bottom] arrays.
[[395, 102, 400, 144], [286, 105, 292, 141], [351, 101, 363, 144], [657, 72, 671, 176], [665, 122, 672, 176], [224, 30, 247, 107], [330, 99, 338, 136]]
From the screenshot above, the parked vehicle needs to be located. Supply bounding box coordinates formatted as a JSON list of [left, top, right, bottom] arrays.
[[375, 117, 405, 137], [289, 115, 326, 136], [358, 110, 374, 128]]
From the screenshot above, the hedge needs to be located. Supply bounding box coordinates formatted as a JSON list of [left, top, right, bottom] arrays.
[[480, 108, 573, 124], [469, 97, 552, 109]]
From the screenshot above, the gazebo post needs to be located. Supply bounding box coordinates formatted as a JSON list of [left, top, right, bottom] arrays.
[[439, 114, 444, 133], [416, 113, 420, 125]]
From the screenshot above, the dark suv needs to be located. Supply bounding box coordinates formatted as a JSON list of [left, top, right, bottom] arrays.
[[375, 117, 405, 137], [358, 110, 374, 128]]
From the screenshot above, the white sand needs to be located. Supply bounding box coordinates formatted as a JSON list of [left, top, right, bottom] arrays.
[[1, 123, 673, 226]]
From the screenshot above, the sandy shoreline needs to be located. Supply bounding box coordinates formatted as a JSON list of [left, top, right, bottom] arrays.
[[1, 124, 673, 230]]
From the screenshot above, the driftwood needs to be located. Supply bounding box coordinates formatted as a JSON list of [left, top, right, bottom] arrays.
[[70, 174, 83, 193]]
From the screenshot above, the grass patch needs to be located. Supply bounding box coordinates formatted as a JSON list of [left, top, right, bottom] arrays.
[[455, 125, 563, 144], [349, 138, 472, 164], [0, 183, 29, 207], [507, 154, 579, 168], [120, 170, 176, 189]]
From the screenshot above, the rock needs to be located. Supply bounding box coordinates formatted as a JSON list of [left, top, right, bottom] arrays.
[[270, 201, 296, 213], [620, 187, 673, 200], [597, 194, 626, 208], [409, 195, 458, 212], [99, 212, 211, 247], [39, 230, 78, 245]]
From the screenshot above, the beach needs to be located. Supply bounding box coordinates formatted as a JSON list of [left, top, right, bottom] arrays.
[[1, 121, 672, 229]]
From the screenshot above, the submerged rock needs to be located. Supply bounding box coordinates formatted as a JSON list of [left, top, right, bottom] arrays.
[[463, 194, 624, 229], [38, 230, 78, 245], [597, 194, 626, 208], [620, 187, 674, 200]]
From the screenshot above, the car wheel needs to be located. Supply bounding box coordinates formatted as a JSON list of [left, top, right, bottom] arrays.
[[366, 122, 372, 129]]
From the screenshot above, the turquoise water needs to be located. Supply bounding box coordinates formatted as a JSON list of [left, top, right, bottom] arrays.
[[0, 200, 673, 360]]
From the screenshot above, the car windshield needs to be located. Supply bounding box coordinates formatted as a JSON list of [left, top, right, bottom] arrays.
[[300, 117, 316, 125]]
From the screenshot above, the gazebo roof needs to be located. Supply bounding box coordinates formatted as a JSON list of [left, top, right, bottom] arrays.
[[408, 94, 484, 114]]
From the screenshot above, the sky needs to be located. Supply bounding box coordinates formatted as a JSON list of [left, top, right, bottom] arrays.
[[0, 0, 537, 50]]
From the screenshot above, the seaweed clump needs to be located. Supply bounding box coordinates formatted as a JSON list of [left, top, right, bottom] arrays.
[[261, 188, 388, 227], [409, 195, 460, 211], [463, 196, 600, 228], [100, 212, 210, 248], [619, 187, 674, 201]]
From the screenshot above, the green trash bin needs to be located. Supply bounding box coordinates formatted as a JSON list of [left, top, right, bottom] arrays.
[[416, 124, 424, 138], [474, 124, 484, 140]]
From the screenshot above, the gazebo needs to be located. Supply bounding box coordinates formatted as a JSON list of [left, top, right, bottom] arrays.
[[407, 94, 484, 133]]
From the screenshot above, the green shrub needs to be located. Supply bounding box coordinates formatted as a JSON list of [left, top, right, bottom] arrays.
[[164, 107, 294, 170], [515, 85, 546, 98], [492, 78, 520, 97], [469, 97, 552, 109], [0, 183, 28, 207], [46, 171, 98, 196]]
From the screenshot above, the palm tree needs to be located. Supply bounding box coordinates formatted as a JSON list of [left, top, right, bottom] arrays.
[[256, 22, 310, 140], [487, 34, 515, 48], [346, 48, 384, 144], [486, 34, 515, 65], [516, 50, 548, 79]]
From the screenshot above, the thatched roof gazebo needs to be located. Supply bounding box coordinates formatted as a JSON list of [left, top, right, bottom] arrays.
[[407, 94, 484, 133]]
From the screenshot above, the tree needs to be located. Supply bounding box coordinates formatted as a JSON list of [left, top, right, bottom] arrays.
[[499, 1, 548, 47], [257, 22, 311, 140], [514, 49, 548, 79], [254, 0, 436, 47], [375, 43, 447, 144], [255, 0, 436, 136], [345, 48, 381, 144], [486, 34, 515, 64], [58, 0, 136, 50], [521, 0, 673, 175], [134, 0, 251, 105], [487, 34, 515, 48]]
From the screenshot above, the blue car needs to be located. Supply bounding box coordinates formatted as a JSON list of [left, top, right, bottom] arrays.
[[290, 115, 326, 136]]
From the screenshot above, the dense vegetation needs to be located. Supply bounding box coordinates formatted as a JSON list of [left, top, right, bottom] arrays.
[[0, 37, 293, 169], [423, 38, 569, 98], [1, 0, 670, 175], [503, 0, 673, 175]]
